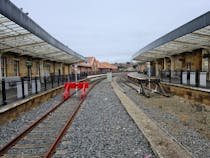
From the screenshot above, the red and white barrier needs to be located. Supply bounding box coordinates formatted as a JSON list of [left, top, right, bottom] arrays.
[[63, 82, 89, 100]]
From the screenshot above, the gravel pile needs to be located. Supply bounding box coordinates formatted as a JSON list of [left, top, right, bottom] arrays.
[[117, 77, 210, 158], [53, 80, 156, 158], [0, 94, 62, 148]]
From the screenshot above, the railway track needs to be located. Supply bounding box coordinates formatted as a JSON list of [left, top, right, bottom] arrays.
[[0, 78, 103, 158]]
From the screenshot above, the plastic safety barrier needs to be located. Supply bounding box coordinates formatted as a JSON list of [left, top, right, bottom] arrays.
[[63, 82, 89, 100]]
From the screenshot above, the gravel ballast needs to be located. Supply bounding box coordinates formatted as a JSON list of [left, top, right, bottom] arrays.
[[5, 94, 81, 156], [0, 94, 62, 148], [53, 80, 156, 158], [117, 75, 210, 158]]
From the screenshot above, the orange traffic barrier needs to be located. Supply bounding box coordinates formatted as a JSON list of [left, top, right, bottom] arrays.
[[63, 82, 89, 100]]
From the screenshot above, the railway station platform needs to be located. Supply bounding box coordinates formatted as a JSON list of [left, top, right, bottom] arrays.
[[0, 74, 209, 157], [0, 75, 155, 158], [128, 72, 210, 105]]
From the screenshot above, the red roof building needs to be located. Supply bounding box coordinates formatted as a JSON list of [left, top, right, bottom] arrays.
[[78, 57, 97, 74], [96, 61, 118, 73], [78, 56, 118, 74]]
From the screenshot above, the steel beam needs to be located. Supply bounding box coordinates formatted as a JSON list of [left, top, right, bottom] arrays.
[[34, 51, 62, 56], [172, 40, 210, 50], [133, 11, 210, 60], [0, 0, 85, 61], [144, 52, 170, 58], [46, 53, 64, 58], [0, 42, 46, 52], [0, 33, 32, 41], [191, 32, 210, 38], [0, 18, 10, 24]]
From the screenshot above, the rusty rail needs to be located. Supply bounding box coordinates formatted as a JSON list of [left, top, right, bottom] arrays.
[[44, 79, 100, 158], [0, 91, 75, 156], [0, 77, 103, 157]]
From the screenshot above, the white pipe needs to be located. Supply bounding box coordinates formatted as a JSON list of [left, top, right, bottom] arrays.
[[147, 62, 151, 89]]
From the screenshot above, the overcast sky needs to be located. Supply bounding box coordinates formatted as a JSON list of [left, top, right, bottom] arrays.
[[11, 0, 210, 63]]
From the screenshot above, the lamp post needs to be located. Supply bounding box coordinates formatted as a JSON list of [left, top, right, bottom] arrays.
[[74, 64, 78, 96], [26, 60, 33, 82]]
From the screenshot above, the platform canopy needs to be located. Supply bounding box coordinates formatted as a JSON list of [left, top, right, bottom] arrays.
[[0, 0, 85, 64], [133, 11, 210, 62]]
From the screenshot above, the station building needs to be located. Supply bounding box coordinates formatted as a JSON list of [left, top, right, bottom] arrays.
[[0, 0, 85, 82], [96, 61, 118, 73], [133, 11, 210, 105], [0, 0, 86, 105], [78, 57, 118, 74], [1, 53, 74, 78], [78, 57, 97, 74]]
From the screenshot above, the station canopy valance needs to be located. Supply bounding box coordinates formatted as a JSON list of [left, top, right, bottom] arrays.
[[133, 11, 210, 62], [0, 0, 85, 64]]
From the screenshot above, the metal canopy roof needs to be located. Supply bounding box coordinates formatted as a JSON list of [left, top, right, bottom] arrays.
[[133, 11, 210, 62], [0, 0, 85, 64]]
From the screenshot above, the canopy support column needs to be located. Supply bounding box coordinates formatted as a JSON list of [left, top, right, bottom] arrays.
[[163, 58, 167, 70], [155, 60, 159, 77], [40, 60, 44, 82], [0, 54, 2, 80], [202, 49, 209, 72]]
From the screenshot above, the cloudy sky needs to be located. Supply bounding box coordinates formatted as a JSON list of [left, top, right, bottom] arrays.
[[11, 0, 210, 63]]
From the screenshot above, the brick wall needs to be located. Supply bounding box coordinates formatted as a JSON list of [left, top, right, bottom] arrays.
[[63, 65, 69, 75], [162, 83, 210, 106], [153, 50, 203, 72], [1, 53, 72, 78], [54, 63, 61, 75], [184, 50, 202, 71], [79, 66, 91, 73], [5, 54, 15, 76]]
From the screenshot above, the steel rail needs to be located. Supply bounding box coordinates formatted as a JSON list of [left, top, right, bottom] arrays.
[[0, 77, 104, 157], [44, 79, 102, 158], [0, 91, 76, 156]]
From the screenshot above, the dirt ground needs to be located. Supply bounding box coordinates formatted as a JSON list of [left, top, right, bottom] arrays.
[[137, 93, 210, 140]]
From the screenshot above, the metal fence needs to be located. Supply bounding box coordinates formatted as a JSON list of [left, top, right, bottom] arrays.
[[0, 73, 88, 106], [160, 70, 210, 89]]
